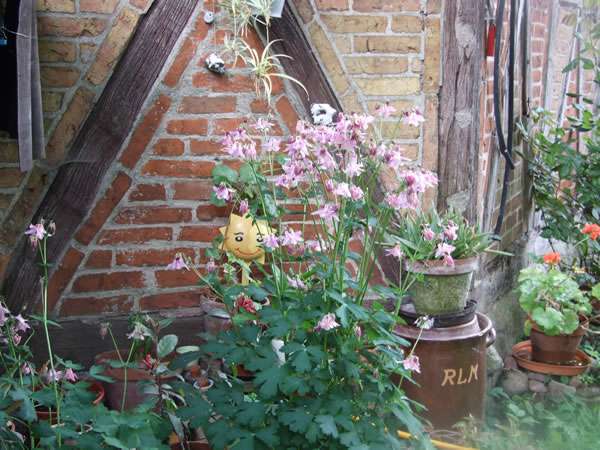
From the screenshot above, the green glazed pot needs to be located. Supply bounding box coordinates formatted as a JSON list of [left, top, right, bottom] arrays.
[[404, 257, 478, 315]]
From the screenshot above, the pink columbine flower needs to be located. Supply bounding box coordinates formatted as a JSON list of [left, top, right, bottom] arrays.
[[287, 276, 307, 291], [324, 179, 335, 192], [14, 315, 30, 333], [213, 183, 235, 202], [253, 118, 273, 132], [344, 152, 364, 178], [11, 331, 22, 346], [375, 103, 397, 118], [333, 182, 352, 198], [385, 192, 411, 210], [435, 243, 456, 267], [422, 227, 436, 241], [354, 325, 363, 339], [315, 313, 340, 332], [21, 363, 32, 375], [64, 368, 78, 383], [401, 108, 425, 127], [239, 200, 249, 216], [206, 259, 217, 273], [402, 354, 421, 373], [350, 185, 364, 201], [127, 323, 148, 341], [263, 234, 280, 249], [25, 223, 46, 247], [443, 223, 459, 241], [264, 137, 281, 153], [385, 245, 404, 259], [313, 204, 339, 220], [281, 229, 303, 247], [167, 254, 189, 271], [0, 304, 9, 327], [47, 369, 63, 383]]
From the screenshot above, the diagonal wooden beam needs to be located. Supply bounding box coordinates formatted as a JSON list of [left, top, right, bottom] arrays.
[[2, 0, 197, 313]]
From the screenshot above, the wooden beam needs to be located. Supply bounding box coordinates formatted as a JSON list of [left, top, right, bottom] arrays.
[[2, 0, 197, 313], [437, 0, 486, 223], [257, 2, 342, 114]]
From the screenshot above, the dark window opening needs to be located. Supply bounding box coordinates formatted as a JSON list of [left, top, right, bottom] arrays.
[[0, 0, 20, 139]]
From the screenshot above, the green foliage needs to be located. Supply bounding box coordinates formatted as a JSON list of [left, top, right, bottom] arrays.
[[390, 208, 492, 261], [518, 266, 591, 335]]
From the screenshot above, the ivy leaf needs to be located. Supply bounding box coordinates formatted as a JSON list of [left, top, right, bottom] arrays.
[[316, 414, 339, 438], [157, 334, 178, 358]]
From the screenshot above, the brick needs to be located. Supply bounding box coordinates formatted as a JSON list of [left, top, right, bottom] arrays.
[[72, 271, 145, 293], [355, 77, 420, 95], [41, 67, 80, 87], [294, 0, 314, 23], [80, 0, 119, 13], [42, 91, 63, 113], [340, 93, 362, 113], [47, 87, 95, 162], [75, 172, 132, 245], [380, 122, 420, 139], [276, 97, 299, 132], [116, 247, 194, 267], [423, 17, 440, 93], [321, 14, 387, 33], [213, 118, 246, 135], [85, 250, 113, 269], [354, 36, 421, 53], [345, 56, 409, 74], [353, 0, 420, 12], [139, 290, 202, 310], [79, 43, 97, 63], [0, 169, 24, 188], [189, 140, 223, 155], [314, 0, 348, 10], [163, 20, 209, 87], [391, 15, 423, 33], [155, 269, 198, 288], [367, 99, 414, 115], [130, 0, 154, 12], [38, 40, 76, 62], [166, 119, 208, 135], [87, 8, 140, 85], [426, 0, 442, 13], [196, 204, 230, 220], [120, 95, 172, 168], [60, 295, 132, 317], [192, 73, 255, 92], [0, 194, 12, 209], [178, 96, 237, 114], [141, 160, 215, 178], [38, 17, 107, 37], [179, 226, 220, 242], [97, 227, 172, 245], [333, 36, 352, 54], [308, 23, 349, 93], [153, 138, 184, 156], [37, 0, 75, 12], [250, 99, 270, 113], [114, 206, 193, 224], [172, 180, 212, 200], [0, 141, 19, 163], [46, 246, 85, 310], [129, 183, 166, 201]]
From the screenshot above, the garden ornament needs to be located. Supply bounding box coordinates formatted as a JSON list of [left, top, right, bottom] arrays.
[[219, 213, 272, 284], [206, 53, 225, 75], [311, 103, 337, 125]]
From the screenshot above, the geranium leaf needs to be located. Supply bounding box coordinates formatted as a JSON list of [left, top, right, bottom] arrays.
[[316, 414, 338, 438]]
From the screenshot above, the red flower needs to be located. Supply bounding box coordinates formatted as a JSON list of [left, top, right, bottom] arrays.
[[582, 223, 600, 241], [543, 252, 561, 265], [236, 295, 256, 314]]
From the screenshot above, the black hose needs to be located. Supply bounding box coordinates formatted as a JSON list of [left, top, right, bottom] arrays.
[[493, 0, 517, 236]]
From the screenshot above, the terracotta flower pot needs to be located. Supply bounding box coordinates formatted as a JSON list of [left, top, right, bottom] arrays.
[[530, 320, 588, 365], [201, 301, 232, 336], [94, 350, 175, 410], [404, 257, 478, 315], [36, 381, 105, 424]]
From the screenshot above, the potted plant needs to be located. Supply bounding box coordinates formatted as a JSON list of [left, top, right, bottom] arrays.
[[390, 209, 491, 315], [166, 107, 437, 448], [518, 255, 592, 364]]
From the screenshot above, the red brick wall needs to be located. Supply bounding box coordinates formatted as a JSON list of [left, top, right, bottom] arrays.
[[47, 9, 305, 318]]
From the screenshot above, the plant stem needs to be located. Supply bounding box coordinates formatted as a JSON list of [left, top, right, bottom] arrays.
[[121, 343, 135, 412]]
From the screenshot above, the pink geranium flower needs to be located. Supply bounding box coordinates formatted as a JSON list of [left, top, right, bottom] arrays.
[[315, 313, 340, 332], [402, 354, 421, 373]]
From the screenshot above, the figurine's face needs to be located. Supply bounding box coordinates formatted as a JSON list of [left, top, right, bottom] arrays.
[[219, 214, 271, 262]]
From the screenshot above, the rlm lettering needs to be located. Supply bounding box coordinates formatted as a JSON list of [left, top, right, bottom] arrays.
[[441, 364, 478, 386]]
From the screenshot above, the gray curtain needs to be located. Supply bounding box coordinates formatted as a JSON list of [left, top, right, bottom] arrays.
[[17, 0, 44, 172]]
